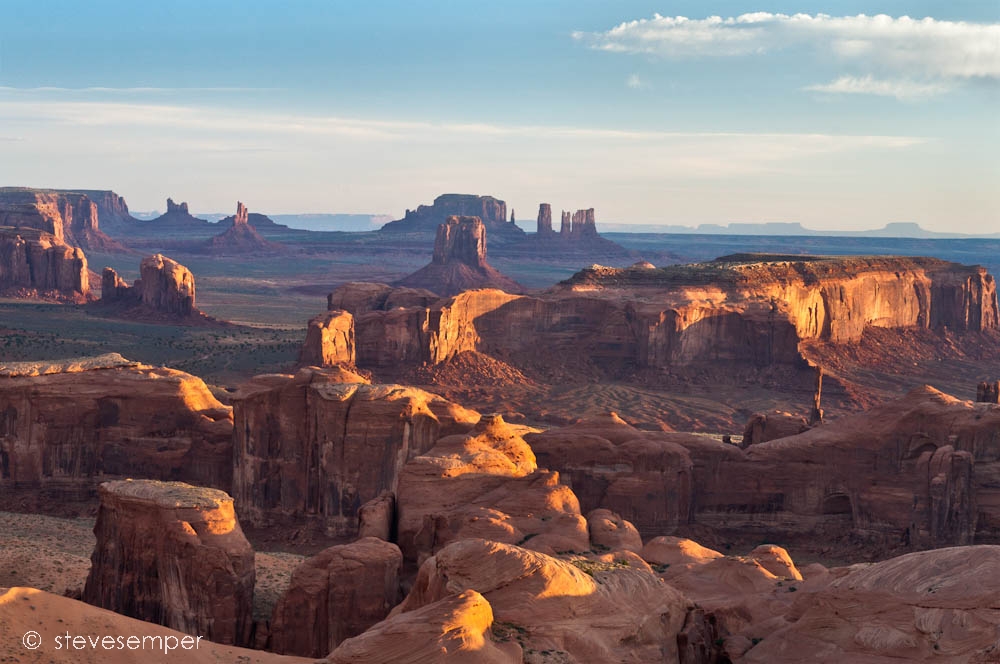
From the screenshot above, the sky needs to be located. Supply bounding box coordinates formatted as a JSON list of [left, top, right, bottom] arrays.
[[0, 1, 997, 232]]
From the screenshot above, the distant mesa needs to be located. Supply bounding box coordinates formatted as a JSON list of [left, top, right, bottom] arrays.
[[145, 197, 213, 230], [0, 187, 128, 252], [381, 193, 526, 241], [394, 215, 523, 296], [101, 253, 220, 324], [205, 201, 285, 254]]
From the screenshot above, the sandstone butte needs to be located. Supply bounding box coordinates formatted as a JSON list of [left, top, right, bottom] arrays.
[[394, 215, 524, 296], [0, 354, 233, 509], [83, 480, 255, 646], [0, 227, 90, 301], [380, 193, 522, 238], [205, 201, 285, 255], [315, 254, 998, 378], [101, 253, 217, 322]]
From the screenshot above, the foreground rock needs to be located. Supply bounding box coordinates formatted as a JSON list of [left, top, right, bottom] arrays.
[[83, 480, 255, 646], [394, 215, 523, 296], [0, 227, 90, 300], [0, 586, 310, 664], [232, 367, 478, 536], [268, 537, 403, 656], [0, 356, 234, 508], [328, 589, 520, 663]]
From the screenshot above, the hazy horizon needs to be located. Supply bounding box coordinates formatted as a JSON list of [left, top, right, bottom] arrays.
[[1, 1, 997, 233]]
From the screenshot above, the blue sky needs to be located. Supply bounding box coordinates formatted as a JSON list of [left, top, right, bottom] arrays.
[[0, 1, 997, 231]]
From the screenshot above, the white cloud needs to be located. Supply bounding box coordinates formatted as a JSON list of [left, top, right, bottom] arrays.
[[626, 74, 646, 89], [0, 86, 279, 93], [806, 75, 951, 99], [574, 12, 1000, 92]]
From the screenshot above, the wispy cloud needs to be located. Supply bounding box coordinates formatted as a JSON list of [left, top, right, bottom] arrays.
[[806, 75, 951, 99], [574, 13, 1000, 97], [626, 74, 646, 89]]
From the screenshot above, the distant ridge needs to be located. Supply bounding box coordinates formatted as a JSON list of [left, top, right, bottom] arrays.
[[598, 221, 1000, 239]]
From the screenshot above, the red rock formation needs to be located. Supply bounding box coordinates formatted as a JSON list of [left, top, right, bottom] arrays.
[[536, 203, 554, 236], [977, 380, 999, 403], [395, 414, 590, 567], [328, 589, 519, 663], [268, 537, 403, 656], [231, 367, 478, 536], [167, 198, 189, 215], [741, 411, 809, 447], [381, 194, 523, 241], [0, 356, 234, 507], [205, 201, 284, 254], [396, 538, 702, 663], [586, 508, 643, 553], [0, 187, 126, 251], [327, 282, 437, 313], [298, 309, 356, 367], [83, 479, 255, 646], [359, 491, 396, 540], [393, 216, 523, 296], [0, 227, 90, 300], [101, 253, 200, 319]]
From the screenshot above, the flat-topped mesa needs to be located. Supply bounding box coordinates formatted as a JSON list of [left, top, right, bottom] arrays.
[[433, 215, 487, 268], [381, 193, 525, 240], [536, 203, 554, 236], [101, 253, 199, 318], [0, 227, 90, 300], [166, 197, 189, 215], [234, 201, 249, 225], [83, 480, 254, 646], [393, 216, 523, 296]]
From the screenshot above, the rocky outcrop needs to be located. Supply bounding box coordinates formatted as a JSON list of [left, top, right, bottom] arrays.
[[0, 227, 90, 300], [232, 367, 478, 536], [328, 589, 518, 663], [0, 357, 234, 507], [205, 201, 284, 254], [0, 187, 126, 251], [744, 545, 1000, 663], [570, 208, 597, 238], [298, 309, 356, 367], [393, 216, 523, 296], [167, 198, 189, 215], [381, 193, 525, 241], [977, 380, 999, 403], [396, 539, 700, 663], [83, 480, 255, 646], [536, 203, 554, 236], [395, 414, 590, 567], [741, 411, 809, 447], [100, 253, 200, 319], [268, 537, 403, 656], [337, 254, 999, 379]]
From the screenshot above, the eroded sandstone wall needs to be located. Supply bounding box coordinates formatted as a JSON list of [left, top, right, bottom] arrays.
[[0, 228, 89, 298]]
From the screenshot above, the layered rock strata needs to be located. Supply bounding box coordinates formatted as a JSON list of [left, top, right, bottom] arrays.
[[0, 227, 89, 299], [0, 187, 126, 250], [0, 357, 234, 505], [82, 480, 255, 646], [231, 367, 478, 536]]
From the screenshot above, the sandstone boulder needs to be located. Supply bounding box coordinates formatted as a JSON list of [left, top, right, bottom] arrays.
[[328, 589, 520, 663], [268, 537, 403, 657], [587, 508, 643, 553], [232, 367, 478, 536], [83, 480, 255, 646]]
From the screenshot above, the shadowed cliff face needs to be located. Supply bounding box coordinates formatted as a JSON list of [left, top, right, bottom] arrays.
[[0, 227, 90, 299], [0, 188, 126, 252], [432, 216, 487, 268]]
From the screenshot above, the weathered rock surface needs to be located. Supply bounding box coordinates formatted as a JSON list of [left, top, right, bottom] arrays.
[[395, 414, 590, 567], [232, 367, 478, 536], [83, 480, 255, 646], [977, 380, 999, 403], [0, 358, 234, 507], [587, 508, 643, 553], [397, 539, 700, 663], [536, 203, 554, 236], [744, 545, 1000, 663], [268, 537, 403, 657], [328, 589, 519, 663], [381, 193, 524, 241], [0, 227, 90, 300], [394, 216, 523, 296], [298, 309, 356, 367], [741, 411, 809, 447], [101, 253, 203, 320], [0, 187, 127, 251], [358, 491, 396, 540]]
